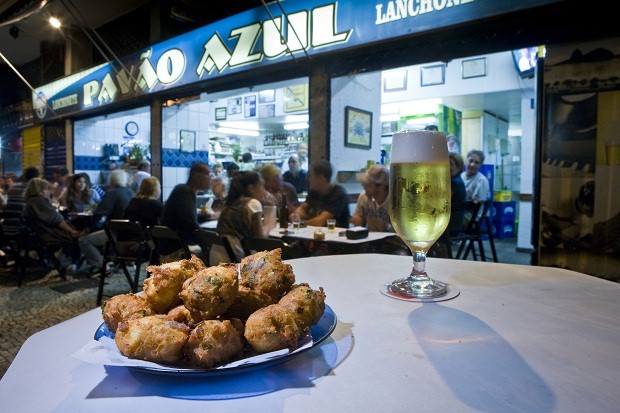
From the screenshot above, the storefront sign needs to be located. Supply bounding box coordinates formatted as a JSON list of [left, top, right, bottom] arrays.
[[32, 0, 561, 121]]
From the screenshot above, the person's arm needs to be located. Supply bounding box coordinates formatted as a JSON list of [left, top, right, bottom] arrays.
[[350, 193, 365, 226], [305, 210, 333, 227], [295, 202, 310, 220], [58, 220, 81, 238]]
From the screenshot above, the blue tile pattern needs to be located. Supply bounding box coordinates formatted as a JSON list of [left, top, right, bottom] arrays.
[[74, 150, 210, 171], [162, 149, 209, 167], [74, 156, 104, 171]]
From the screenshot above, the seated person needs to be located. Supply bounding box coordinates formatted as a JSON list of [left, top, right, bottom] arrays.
[[239, 152, 256, 171], [160, 162, 211, 249], [62, 173, 101, 214], [212, 171, 271, 265], [123, 176, 164, 229], [77, 169, 134, 274], [461, 149, 489, 203], [282, 155, 308, 195], [22, 178, 81, 263], [295, 160, 350, 228], [259, 163, 299, 214], [350, 164, 391, 232], [209, 176, 227, 217]]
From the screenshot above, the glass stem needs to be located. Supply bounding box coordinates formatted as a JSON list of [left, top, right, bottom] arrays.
[[410, 251, 429, 279]]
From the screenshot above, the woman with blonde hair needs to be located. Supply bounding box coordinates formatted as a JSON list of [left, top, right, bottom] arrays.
[[23, 177, 81, 260], [123, 176, 163, 228]]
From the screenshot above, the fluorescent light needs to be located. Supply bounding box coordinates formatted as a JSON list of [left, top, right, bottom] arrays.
[[218, 120, 259, 130], [216, 127, 259, 137], [406, 116, 437, 126], [283, 114, 309, 123], [49, 17, 61, 29], [380, 114, 400, 122], [283, 122, 308, 130]]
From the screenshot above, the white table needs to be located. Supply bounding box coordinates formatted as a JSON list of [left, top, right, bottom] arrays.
[[1, 255, 619, 412], [269, 225, 396, 244], [199, 220, 217, 230]]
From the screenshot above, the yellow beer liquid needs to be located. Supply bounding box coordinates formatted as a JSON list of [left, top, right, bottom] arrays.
[[389, 162, 451, 251]]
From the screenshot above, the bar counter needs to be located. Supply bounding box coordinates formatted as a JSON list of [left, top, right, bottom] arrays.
[[1, 255, 618, 412]]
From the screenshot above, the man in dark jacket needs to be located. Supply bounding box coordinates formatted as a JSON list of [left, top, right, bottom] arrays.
[[161, 162, 212, 248]]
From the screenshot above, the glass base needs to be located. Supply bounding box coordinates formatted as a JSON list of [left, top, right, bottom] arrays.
[[388, 277, 448, 299]]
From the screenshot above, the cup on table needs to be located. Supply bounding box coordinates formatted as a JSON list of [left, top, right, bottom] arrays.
[[327, 218, 336, 233], [291, 213, 301, 232]]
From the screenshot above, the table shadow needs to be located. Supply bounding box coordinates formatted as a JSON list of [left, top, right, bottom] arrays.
[[409, 303, 556, 413]]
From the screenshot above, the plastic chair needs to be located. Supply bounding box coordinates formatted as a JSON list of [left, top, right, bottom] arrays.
[[148, 225, 192, 264], [451, 200, 498, 262], [3, 211, 67, 286], [98, 219, 152, 305], [195, 229, 239, 264]]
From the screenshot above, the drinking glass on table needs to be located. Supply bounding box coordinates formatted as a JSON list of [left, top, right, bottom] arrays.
[[291, 213, 301, 232], [326, 218, 336, 233], [386, 130, 452, 299]]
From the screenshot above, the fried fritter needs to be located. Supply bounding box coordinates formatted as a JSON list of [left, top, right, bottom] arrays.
[[184, 319, 244, 368], [178, 263, 239, 321], [143, 254, 206, 313], [115, 315, 190, 364], [165, 304, 198, 328], [222, 285, 274, 322], [239, 248, 295, 302], [278, 283, 326, 331], [244, 303, 301, 353], [102, 293, 155, 333]]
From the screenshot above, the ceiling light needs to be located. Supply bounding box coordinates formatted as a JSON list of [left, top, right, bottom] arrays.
[[49, 17, 61, 29], [380, 114, 400, 122], [283, 122, 308, 131], [218, 120, 259, 130], [216, 127, 259, 137]]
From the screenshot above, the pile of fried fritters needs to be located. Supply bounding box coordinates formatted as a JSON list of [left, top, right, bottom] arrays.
[[101, 248, 326, 369]]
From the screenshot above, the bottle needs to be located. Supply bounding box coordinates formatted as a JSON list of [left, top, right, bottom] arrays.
[[279, 194, 289, 229]]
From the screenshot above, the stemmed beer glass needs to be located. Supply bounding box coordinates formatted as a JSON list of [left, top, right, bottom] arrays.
[[387, 130, 452, 299]]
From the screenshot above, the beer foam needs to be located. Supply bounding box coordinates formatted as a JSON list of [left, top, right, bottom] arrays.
[[390, 129, 448, 162]]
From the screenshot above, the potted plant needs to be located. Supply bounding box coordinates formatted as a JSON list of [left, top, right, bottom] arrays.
[[127, 144, 148, 166]]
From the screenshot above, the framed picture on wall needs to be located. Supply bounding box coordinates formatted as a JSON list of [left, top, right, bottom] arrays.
[[180, 130, 196, 153], [258, 89, 275, 103], [345, 106, 372, 149], [215, 107, 226, 121], [227, 97, 242, 115], [284, 84, 308, 112], [462, 57, 486, 78], [244, 95, 257, 118], [420, 64, 445, 86]]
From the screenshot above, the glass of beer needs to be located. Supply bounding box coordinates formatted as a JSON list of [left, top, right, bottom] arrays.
[[326, 219, 336, 233], [387, 130, 451, 298]]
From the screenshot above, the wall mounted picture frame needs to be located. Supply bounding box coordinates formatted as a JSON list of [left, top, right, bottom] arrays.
[[244, 94, 257, 118], [284, 84, 309, 112], [215, 107, 226, 121], [383, 69, 408, 92], [227, 97, 242, 115], [420, 64, 445, 86], [180, 129, 196, 153], [462, 57, 486, 79], [258, 89, 275, 103], [345, 106, 372, 149]]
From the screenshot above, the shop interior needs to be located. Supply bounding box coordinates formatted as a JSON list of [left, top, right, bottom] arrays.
[[73, 47, 535, 245]]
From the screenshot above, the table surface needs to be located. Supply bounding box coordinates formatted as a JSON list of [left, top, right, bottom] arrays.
[[2, 255, 618, 413], [269, 225, 396, 244]]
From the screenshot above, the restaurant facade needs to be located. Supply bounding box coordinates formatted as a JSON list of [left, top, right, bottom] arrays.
[[13, 0, 620, 279]]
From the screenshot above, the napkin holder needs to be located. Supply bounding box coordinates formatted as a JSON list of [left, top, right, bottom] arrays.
[[346, 227, 369, 240]]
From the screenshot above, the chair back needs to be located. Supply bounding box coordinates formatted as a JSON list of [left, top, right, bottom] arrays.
[[148, 225, 192, 264], [98, 219, 152, 305], [195, 229, 239, 264], [103, 220, 151, 261]]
